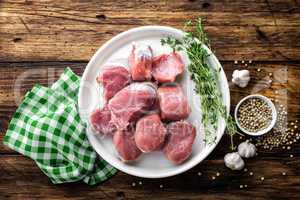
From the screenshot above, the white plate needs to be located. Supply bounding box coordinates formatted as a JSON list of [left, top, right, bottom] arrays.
[[78, 26, 230, 178]]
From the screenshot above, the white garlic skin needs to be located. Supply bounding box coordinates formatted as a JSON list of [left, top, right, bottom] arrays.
[[224, 152, 245, 170], [238, 140, 256, 158], [232, 69, 250, 88]]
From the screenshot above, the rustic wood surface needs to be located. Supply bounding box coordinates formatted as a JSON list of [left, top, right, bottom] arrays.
[[0, 0, 299, 199]]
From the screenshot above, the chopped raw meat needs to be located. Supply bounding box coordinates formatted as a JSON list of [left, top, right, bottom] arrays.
[[135, 114, 167, 152], [90, 106, 116, 136], [157, 85, 191, 121], [152, 52, 184, 83], [163, 121, 196, 164], [108, 82, 157, 130], [129, 43, 153, 81], [147, 97, 160, 115], [96, 66, 131, 101], [113, 129, 142, 161]]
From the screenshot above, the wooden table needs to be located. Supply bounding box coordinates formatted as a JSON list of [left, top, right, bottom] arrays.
[[1, 1, 300, 199]]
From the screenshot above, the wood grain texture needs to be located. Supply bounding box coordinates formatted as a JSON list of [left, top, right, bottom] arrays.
[[0, 0, 300, 61], [0, 154, 299, 200], [0, 0, 300, 199]]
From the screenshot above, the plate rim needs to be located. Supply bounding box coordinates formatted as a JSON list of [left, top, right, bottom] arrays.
[[78, 25, 230, 178]]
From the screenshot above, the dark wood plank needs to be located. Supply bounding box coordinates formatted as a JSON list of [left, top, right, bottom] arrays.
[[0, 0, 300, 61], [0, 154, 299, 200], [2, 0, 299, 13], [3, 26, 300, 61], [0, 61, 299, 154]]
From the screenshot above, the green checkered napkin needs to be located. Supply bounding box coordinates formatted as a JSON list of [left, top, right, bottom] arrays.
[[3, 68, 117, 185]]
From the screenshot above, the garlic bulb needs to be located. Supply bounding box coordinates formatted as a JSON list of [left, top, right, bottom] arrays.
[[238, 140, 256, 158], [232, 69, 250, 88], [224, 152, 245, 170]]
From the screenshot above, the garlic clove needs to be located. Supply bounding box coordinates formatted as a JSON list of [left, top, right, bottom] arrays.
[[224, 152, 245, 170], [238, 140, 256, 158], [232, 69, 250, 88]]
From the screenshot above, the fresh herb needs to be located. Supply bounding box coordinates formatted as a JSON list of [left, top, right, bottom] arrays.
[[161, 18, 238, 150]]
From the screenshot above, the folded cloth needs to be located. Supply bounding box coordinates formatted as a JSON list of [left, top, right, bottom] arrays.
[[3, 68, 117, 185]]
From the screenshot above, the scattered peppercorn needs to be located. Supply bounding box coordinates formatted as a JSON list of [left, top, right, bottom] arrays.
[[255, 105, 299, 150], [282, 172, 286, 176]]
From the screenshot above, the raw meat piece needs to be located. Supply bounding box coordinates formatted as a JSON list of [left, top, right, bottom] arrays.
[[129, 43, 153, 81], [163, 121, 196, 164], [108, 82, 157, 130], [135, 114, 167, 152], [113, 129, 142, 161], [90, 106, 116, 136], [157, 85, 191, 121], [152, 52, 184, 83], [96, 66, 131, 101]]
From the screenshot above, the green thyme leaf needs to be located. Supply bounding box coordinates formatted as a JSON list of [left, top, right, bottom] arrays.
[[161, 18, 238, 150]]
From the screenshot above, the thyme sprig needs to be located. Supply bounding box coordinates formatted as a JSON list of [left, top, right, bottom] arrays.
[[161, 18, 238, 150]]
